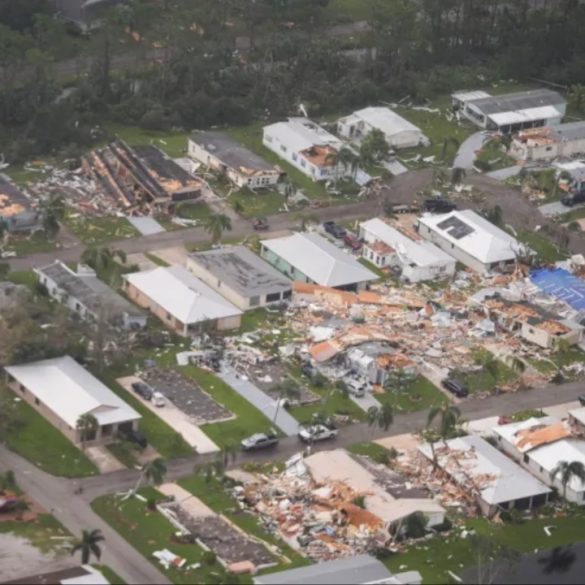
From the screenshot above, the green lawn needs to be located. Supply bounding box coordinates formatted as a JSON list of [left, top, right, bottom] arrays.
[[106, 441, 140, 469], [2, 232, 56, 257], [358, 257, 386, 281], [347, 441, 391, 464], [185, 367, 276, 447], [288, 387, 367, 424], [461, 349, 518, 394], [1, 386, 98, 477], [145, 252, 171, 267], [107, 124, 190, 159], [0, 513, 73, 554], [96, 370, 192, 459], [518, 230, 567, 263], [176, 201, 213, 221], [65, 214, 138, 246], [475, 138, 516, 171], [528, 357, 559, 375], [179, 475, 308, 571], [93, 566, 127, 585], [239, 308, 280, 333], [92, 487, 230, 585], [8, 270, 39, 290], [375, 376, 448, 414], [325, 0, 376, 20], [228, 187, 286, 219], [385, 509, 585, 585], [556, 347, 585, 367]]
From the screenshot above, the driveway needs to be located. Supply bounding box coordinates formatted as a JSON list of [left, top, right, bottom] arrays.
[[349, 391, 381, 412], [539, 200, 577, 218], [453, 132, 487, 169], [486, 165, 523, 181], [218, 366, 299, 436]]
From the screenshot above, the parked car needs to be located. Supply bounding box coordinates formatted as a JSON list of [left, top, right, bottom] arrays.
[[561, 192, 585, 207], [241, 432, 279, 451], [343, 233, 362, 251], [301, 362, 317, 380], [253, 217, 270, 231], [441, 378, 469, 398], [131, 382, 153, 401], [152, 392, 166, 408], [298, 423, 338, 443], [423, 199, 457, 213], [578, 393, 585, 407], [389, 203, 420, 214], [346, 379, 367, 398], [119, 427, 148, 449], [323, 221, 346, 239]]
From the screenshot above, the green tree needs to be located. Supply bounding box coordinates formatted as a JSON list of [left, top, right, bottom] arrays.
[[550, 460, 585, 499], [132, 457, 167, 495], [76, 413, 98, 451], [451, 166, 466, 185], [335, 146, 360, 181], [440, 137, 460, 162], [367, 404, 394, 432], [71, 529, 104, 564], [569, 84, 585, 113], [203, 214, 232, 245], [426, 404, 461, 469], [0, 393, 23, 444], [271, 378, 300, 424], [0, 262, 9, 279], [41, 195, 66, 241], [359, 129, 390, 165], [81, 246, 127, 286]]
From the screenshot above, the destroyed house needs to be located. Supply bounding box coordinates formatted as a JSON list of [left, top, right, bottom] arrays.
[[4, 356, 141, 446], [359, 218, 456, 283], [50, 0, 124, 32], [0, 282, 26, 310], [35, 261, 147, 330], [338, 106, 429, 149], [418, 434, 551, 517], [261, 232, 378, 291], [254, 555, 421, 585], [453, 89, 566, 134], [263, 118, 351, 182], [188, 131, 282, 189], [3, 565, 111, 585], [417, 210, 528, 274], [493, 416, 585, 505], [124, 265, 243, 336], [510, 121, 585, 161], [84, 141, 202, 212], [0, 174, 41, 233], [186, 245, 292, 311]]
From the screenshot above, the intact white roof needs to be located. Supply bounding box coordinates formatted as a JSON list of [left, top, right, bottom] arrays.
[[418, 434, 551, 505], [261, 232, 378, 287], [418, 209, 526, 264], [125, 265, 242, 325], [529, 439, 585, 492], [342, 107, 424, 138], [570, 407, 585, 426], [5, 356, 140, 428], [492, 416, 561, 453], [263, 117, 343, 153], [361, 218, 455, 268], [489, 105, 563, 127], [452, 90, 491, 102], [62, 566, 110, 585]]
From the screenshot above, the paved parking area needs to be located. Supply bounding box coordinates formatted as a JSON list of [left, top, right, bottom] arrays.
[[143, 369, 232, 424]]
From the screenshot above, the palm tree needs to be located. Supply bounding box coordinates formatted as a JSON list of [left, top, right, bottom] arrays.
[[569, 84, 585, 113], [480, 352, 500, 388], [271, 379, 300, 424], [506, 356, 526, 377], [440, 136, 460, 162], [71, 529, 104, 564], [426, 404, 462, 469], [76, 414, 99, 451], [81, 246, 127, 273], [295, 213, 319, 232], [132, 457, 167, 495], [41, 195, 66, 241], [335, 147, 359, 181], [550, 460, 585, 499], [451, 166, 466, 185], [203, 214, 232, 245], [367, 404, 394, 432]]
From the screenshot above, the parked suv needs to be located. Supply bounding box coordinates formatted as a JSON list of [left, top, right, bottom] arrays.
[[561, 192, 585, 207], [131, 382, 153, 401], [323, 221, 346, 239], [119, 427, 148, 449], [441, 378, 469, 398], [423, 199, 457, 213], [342, 233, 362, 251]]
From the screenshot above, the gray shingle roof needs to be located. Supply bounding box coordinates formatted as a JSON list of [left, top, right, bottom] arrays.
[[467, 89, 565, 115]]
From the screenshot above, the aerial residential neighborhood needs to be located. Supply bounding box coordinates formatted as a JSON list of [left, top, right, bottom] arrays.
[[3, 2, 585, 585]]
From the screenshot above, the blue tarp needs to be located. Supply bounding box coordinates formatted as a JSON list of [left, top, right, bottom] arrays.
[[530, 267, 585, 311]]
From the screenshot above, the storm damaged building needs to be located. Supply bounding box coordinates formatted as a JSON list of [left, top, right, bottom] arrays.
[[188, 131, 282, 189], [83, 140, 202, 214], [0, 174, 41, 234]]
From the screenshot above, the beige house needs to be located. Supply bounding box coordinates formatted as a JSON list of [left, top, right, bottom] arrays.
[[186, 246, 292, 311], [124, 265, 242, 336], [5, 356, 140, 445], [521, 317, 583, 349], [510, 121, 585, 162]]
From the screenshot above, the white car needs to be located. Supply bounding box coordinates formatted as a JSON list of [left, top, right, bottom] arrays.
[[152, 392, 166, 408], [298, 423, 338, 443]]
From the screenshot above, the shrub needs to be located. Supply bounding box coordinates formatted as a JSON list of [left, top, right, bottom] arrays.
[[202, 551, 217, 566]]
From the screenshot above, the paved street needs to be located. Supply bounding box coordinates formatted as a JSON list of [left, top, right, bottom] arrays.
[[539, 199, 580, 217], [453, 131, 487, 169], [486, 165, 523, 180]]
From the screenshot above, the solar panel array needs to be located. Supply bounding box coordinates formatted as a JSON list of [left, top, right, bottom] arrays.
[[436, 216, 475, 240]]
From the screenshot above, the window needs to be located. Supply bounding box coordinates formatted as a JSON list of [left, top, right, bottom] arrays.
[[75, 302, 81, 312], [523, 454, 529, 464], [265, 135, 273, 143], [166, 312, 172, 320], [34, 398, 40, 406], [217, 279, 221, 288], [266, 292, 281, 303], [250, 296, 260, 306], [546, 146, 553, 152], [300, 159, 306, 168], [292, 153, 298, 162], [280, 145, 287, 153], [283, 290, 292, 300]]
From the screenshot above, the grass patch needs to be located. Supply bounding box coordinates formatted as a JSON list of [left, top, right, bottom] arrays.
[[2, 232, 56, 257], [288, 385, 367, 424], [556, 347, 585, 367], [475, 139, 516, 171], [528, 357, 558, 374], [347, 441, 391, 464], [65, 214, 138, 246], [184, 366, 276, 447], [7, 270, 39, 290], [0, 513, 72, 554], [358, 257, 386, 281], [176, 201, 213, 221], [239, 308, 279, 333], [518, 230, 567, 263], [96, 369, 192, 459], [93, 566, 127, 585], [145, 252, 171, 267], [510, 408, 545, 422], [106, 441, 140, 469], [228, 187, 285, 219], [92, 487, 229, 585], [325, 0, 376, 20], [179, 475, 308, 571], [107, 125, 189, 159], [375, 376, 448, 414], [460, 349, 518, 394], [1, 386, 98, 477]]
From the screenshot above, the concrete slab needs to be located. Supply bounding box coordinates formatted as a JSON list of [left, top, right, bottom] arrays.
[[127, 216, 166, 236], [158, 483, 214, 518], [465, 416, 501, 435], [350, 391, 382, 412], [86, 445, 125, 473], [151, 246, 189, 266], [382, 159, 408, 176], [486, 165, 522, 181], [543, 400, 581, 420], [375, 432, 420, 453], [117, 376, 220, 454], [539, 200, 578, 217], [218, 366, 299, 436]]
